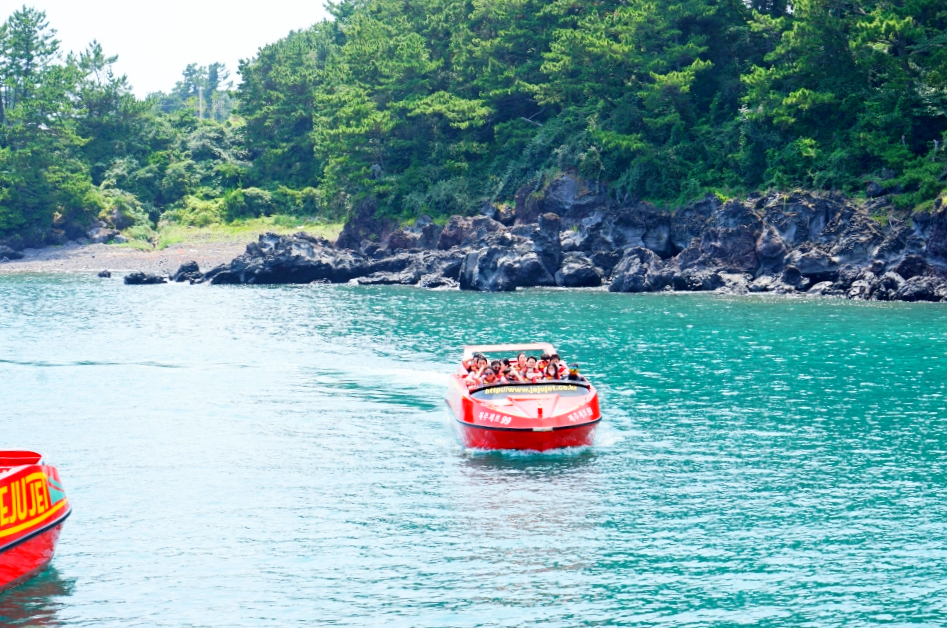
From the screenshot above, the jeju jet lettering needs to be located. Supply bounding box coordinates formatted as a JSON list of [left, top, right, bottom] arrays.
[[0, 473, 52, 528]]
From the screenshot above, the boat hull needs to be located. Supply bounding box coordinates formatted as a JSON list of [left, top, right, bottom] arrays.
[[0, 520, 66, 594], [0, 452, 70, 594], [453, 418, 599, 451], [447, 376, 602, 451]]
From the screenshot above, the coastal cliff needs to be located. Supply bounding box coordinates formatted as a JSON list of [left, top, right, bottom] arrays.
[[189, 175, 947, 302]]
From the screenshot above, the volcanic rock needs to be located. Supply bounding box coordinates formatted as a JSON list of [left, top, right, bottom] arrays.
[[555, 253, 602, 288], [86, 227, 119, 244], [0, 245, 24, 260], [895, 276, 946, 302], [209, 232, 368, 285], [609, 248, 669, 293], [124, 271, 167, 285], [172, 261, 203, 283]]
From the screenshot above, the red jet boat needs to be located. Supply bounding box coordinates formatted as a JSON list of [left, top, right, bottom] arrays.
[[0, 451, 70, 594], [447, 343, 601, 451]]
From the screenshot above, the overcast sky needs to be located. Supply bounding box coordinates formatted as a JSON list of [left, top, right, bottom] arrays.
[[15, 0, 333, 96]]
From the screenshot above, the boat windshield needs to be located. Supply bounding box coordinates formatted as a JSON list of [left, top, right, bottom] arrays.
[[470, 381, 590, 399]]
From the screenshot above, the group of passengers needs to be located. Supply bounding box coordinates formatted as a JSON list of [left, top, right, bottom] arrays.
[[462, 352, 586, 388]]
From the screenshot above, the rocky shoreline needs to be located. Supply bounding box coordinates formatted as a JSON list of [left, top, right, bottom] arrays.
[[151, 177, 944, 303], [11, 176, 947, 303]]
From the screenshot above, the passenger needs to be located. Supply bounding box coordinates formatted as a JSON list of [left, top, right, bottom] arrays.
[[522, 356, 542, 382], [503, 367, 523, 382], [481, 368, 506, 386], [566, 363, 587, 383], [465, 353, 486, 373], [465, 370, 482, 389], [538, 353, 551, 371], [549, 353, 567, 378], [514, 352, 528, 373], [543, 363, 559, 380], [490, 360, 503, 374]]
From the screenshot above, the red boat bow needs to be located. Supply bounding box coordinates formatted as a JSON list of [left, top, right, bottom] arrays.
[[0, 451, 70, 594]]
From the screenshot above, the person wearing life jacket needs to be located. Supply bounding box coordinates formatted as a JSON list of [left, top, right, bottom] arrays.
[[480, 368, 506, 386], [566, 363, 587, 383], [521, 356, 542, 382], [537, 353, 551, 372], [503, 367, 523, 382], [549, 353, 567, 378], [513, 352, 528, 374], [471, 356, 488, 376], [542, 363, 560, 380]]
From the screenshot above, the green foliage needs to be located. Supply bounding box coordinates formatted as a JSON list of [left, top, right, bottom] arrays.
[[150, 62, 235, 121], [2, 0, 946, 244], [222, 187, 273, 221], [161, 195, 224, 227], [234, 0, 945, 215]]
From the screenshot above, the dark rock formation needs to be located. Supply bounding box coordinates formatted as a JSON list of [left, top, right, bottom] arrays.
[[355, 250, 463, 286], [335, 198, 395, 250], [458, 230, 557, 292], [172, 261, 203, 283], [893, 254, 932, 280], [562, 203, 673, 259], [418, 273, 459, 289], [609, 248, 669, 293], [555, 253, 602, 288], [866, 182, 888, 198], [207, 232, 369, 285], [124, 271, 167, 285], [895, 276, 946, 302], [0, 245, 24, 260], [193, 181, 947, 303], [514, 184, 544, 224], [436, 215, 504, 250], [86, 226, 120, 244], [541, 173, 608, 220], [97, 270, 111, 278]]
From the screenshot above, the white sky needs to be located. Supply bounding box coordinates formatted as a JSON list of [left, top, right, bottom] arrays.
[[10, 0, 333, 96]]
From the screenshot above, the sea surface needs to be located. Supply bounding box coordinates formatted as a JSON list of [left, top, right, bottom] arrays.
[[1, 274, 946, 627]]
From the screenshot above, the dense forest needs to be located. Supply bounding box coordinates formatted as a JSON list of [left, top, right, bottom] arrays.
[[1, 0, 945, 246]]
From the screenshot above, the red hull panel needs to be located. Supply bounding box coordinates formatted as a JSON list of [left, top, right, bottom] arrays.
[[0, 522, 64, 594], [446, 373, 602, 451], [454, 420, 599, 451], [0, 453, 69, 594]]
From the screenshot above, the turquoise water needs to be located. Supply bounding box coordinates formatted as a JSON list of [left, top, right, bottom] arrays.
[[1, 275, 946, 627]]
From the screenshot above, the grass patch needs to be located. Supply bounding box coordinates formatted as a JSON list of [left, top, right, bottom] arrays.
[[124, 216, 344, 250], [869, 213, 890, 227]]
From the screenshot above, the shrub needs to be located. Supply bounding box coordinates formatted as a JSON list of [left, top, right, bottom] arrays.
[[163, 195, 224, 227], [272, 186, 328, 216], [98, 188, 150, 229], [222, 187, 273, 221]]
